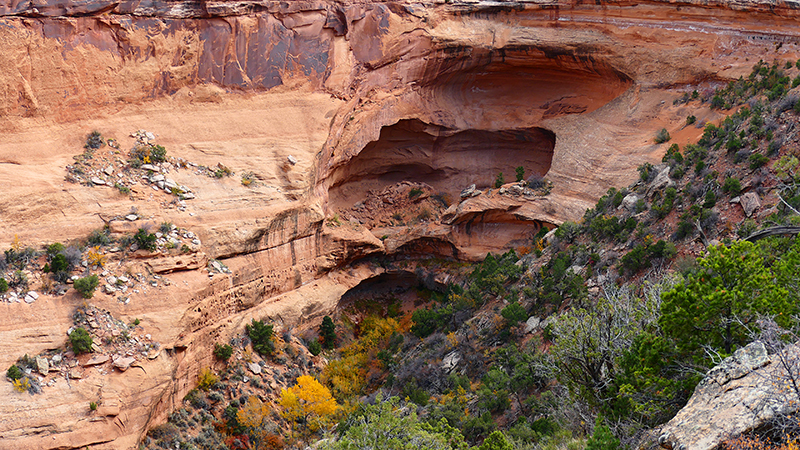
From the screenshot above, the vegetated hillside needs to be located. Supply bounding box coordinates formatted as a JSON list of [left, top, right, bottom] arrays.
[[134, 59, 800, 450]]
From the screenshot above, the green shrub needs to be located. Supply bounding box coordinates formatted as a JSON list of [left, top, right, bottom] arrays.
[[722, 177, 742, 197], [307, 339, 322, 356], [46, 242, 65, 258], [74, 275, 99, 299], [749, 153, 770, 169], [149, 144, 167, 162], [501, 301, 527, 325], [619, 240, 676, 275], [246, 319, 275, 356], [89, 401, 98, 411], [6, 364, 23, 381], [133, 228, 157, 251], [70, 327, 93, 354], [408, 188, 423, 199], [638, 162, 655, 182], [654, 128, 671, 144], [686, 115, 696, 125], [87, 229, 111, 247], [213, 343, 233, 361], [703, 190, 717, 209], [586, 417, 621, 450], [0, 278, 7, 293]]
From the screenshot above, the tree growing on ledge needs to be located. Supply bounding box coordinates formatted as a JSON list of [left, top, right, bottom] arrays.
[[246, 319, 275, 356]]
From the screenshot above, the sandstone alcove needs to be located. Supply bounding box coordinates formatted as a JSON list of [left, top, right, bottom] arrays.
[[328, 119, 556, 208]]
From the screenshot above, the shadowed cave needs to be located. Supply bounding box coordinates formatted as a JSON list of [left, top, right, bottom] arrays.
[[329, 119, 556, 207]]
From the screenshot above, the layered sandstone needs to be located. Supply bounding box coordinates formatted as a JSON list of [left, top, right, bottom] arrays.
[[1, 0, 800, 448]]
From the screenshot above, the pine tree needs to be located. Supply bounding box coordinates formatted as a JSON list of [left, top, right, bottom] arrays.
[[320, 316, 336, 349]]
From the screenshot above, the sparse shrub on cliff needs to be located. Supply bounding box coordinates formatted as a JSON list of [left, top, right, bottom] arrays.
[[69, 327, 93, 354], [241, 171, 256, 187], [307, 339, 322, 356], [87, 228, 111, 247], [246, 319, 275, 356], [638, 162, 655, 183], [74, 275, 99, 299], [6, 364, 23, 381], [197, 368, 219, 391], [213, 343, 233, 361], [722, 177, 743, 197], [133, 228, 157, 252], [750, 153, 770, 170], [84, 131, 104, 150], [408, 187, 423, 199], [213, 163, 233, 178], [654, 128, 671, 144]]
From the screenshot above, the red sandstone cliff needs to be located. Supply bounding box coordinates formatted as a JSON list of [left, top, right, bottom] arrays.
[[1, 1, 799, 448]]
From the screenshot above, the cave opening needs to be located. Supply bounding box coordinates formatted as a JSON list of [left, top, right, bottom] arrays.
[[337, 270, 446, 316], [329, 119, 556, 208]]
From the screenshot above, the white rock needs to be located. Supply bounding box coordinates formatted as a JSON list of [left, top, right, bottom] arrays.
[[287, 155, 298, 165], [525, 316, 541, 333], [248, 362, 262, 375], [104, 166, 114, 176], [27, 291, 39, 300], [125, 214, 139, 221], [91, 177, 106, 185]]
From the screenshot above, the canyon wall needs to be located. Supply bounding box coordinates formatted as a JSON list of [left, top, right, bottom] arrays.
[[1, 0, 800, 448]]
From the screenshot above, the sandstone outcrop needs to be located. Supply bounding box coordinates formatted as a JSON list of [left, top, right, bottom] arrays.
[[1, 0, 800, 448], [656, 341, 799, 450]]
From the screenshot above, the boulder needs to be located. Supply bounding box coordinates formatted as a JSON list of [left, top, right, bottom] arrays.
[[36, 356, 49, 375], [112, 356, 136, 372], [525, 316, 541, 333], [248, 362, 262, 375], [656, 341, 796, 450], [649, 165, 674, 193], [460, 184, 480, 198], [620, 193, 640, 211], [740, 192, 761, 217]]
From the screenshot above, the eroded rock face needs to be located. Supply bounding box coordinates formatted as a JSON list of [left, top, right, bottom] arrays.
[[1, 0, 800, 448], [656, 341, 799, 450]]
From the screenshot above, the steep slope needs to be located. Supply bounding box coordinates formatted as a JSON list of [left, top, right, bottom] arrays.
[[0, 0, 800, 448]]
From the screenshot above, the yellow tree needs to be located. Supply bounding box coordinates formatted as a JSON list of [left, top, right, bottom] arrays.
[[237, 396, 273, 447], [279, 375, 338, 438]]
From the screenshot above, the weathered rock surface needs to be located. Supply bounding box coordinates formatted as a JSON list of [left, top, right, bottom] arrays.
[[656, 341, 798, 450], [0, 0, 799, 448]]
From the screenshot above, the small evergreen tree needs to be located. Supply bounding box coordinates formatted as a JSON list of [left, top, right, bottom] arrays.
[[320, 316, 336, 349], [586, 417, 621, 450], [74, 275, 99, 299], [515, 166, 525, 182], [70, 327, 93, 354], [246, 319, 275, 356]]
